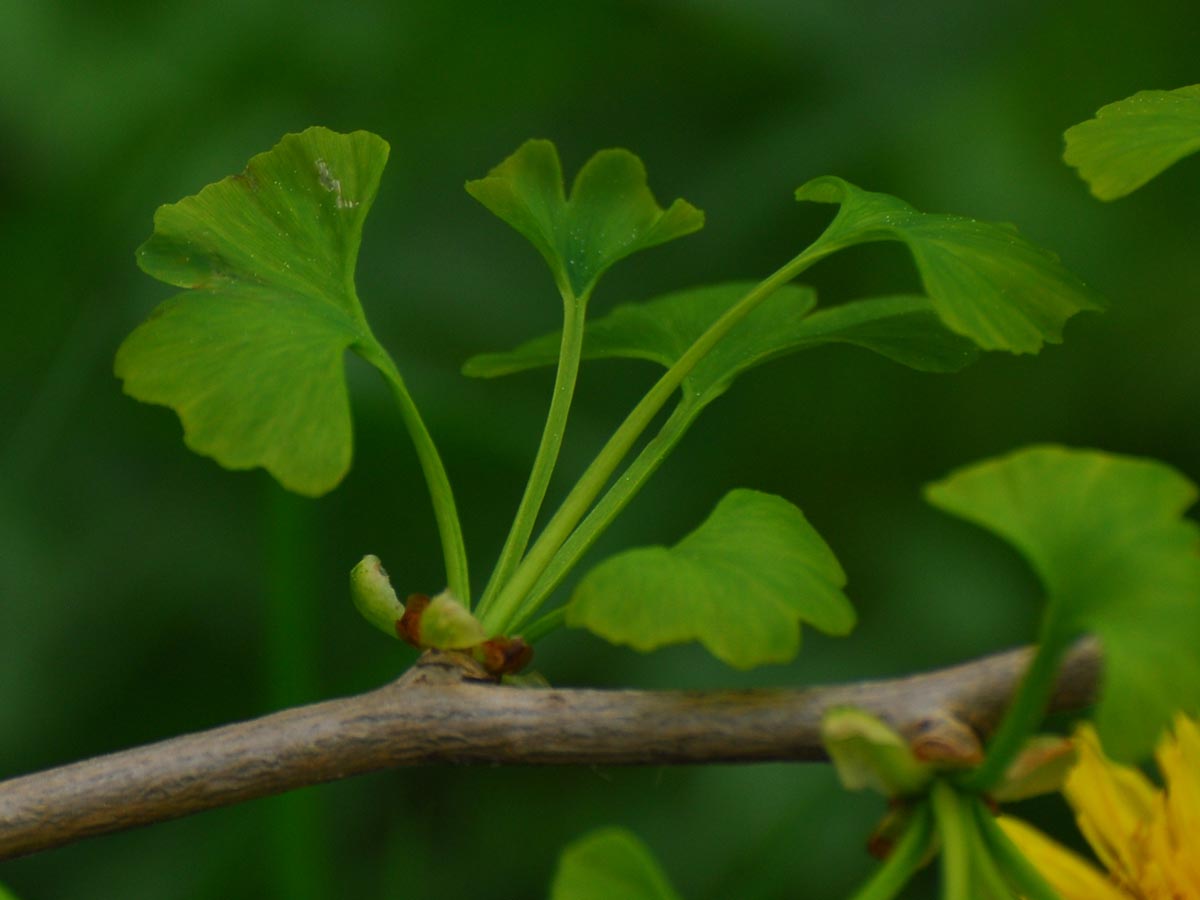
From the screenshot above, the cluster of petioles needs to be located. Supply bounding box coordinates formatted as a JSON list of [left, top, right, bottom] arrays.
[[822, 708, 1076, 896]]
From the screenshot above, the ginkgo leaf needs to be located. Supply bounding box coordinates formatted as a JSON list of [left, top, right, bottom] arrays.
[[1064, 84, 1200, 200], [464, 283, 977, 409], [796, 177, 1102, 354], [550, 829, 682, 900], [925, 445, 1200, 761], [567, 489, 854, 669], [465, 140, 703, 299], [116, 127, 388, 496]]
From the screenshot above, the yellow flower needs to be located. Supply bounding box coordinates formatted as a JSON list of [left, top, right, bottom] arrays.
[[998, 714, 1200, 899]]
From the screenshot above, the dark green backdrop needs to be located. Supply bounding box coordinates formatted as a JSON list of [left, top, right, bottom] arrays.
[[2, 1, 1197, 897]]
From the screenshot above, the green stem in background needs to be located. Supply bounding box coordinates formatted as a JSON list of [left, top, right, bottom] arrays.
[[967, 812, 1016, 900], [845, 803, 933, 900], [931, 780, 972, 900], [520, 606, 567, 644], [263, 486, 329, 900], [478, 293, 587, 612], [971, 799, 1063, 900], [358, 340, 471, 606], [961, 631, 1071, 792], [510, 401, 698, 633], [478, 245, 831, 635]]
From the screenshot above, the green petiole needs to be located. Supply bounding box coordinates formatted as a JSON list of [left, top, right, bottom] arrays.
[[931, 780, 973, 900], [844, 803, 933, 900], [961, 630, 1072, 792], [971, 798, 1063, 900], [358, 338, 471, 606], [477, 243, 833, 635], [520, 606, 567, 644], [967, 812, 1017, 900], [478, 290, 588, 613], [509, 401, 699, 632]]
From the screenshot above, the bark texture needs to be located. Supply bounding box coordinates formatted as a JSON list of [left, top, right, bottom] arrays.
[[0, 639, 1100, 861]]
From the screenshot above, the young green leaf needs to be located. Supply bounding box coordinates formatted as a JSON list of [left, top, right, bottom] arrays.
[[567, 489, 854, 669], [1064, 84, 1200, 200], [350, 554, 405, 637], [796, 177, 1102, 354], [822, 707, 933, 798], [465, 140, 703, 299], [418, 591, 487, 649], [116, 127, 388, 496], [550, 828, 682, 900], [925, 445, 1200, 762], [464, 283, 977, 408]]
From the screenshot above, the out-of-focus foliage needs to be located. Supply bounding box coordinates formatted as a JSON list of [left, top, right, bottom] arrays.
[[1064, 84, 1200, 200], [551, 828, 682, 900], [3, 2, 1199, 898], [927, 445, 1200, 763]]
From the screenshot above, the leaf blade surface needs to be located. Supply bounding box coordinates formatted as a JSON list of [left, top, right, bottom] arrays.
[[464, 283, 977, 407], [465, 140, 703, 298], [567, 489, 854, 669], [796, 177, 1102, 354], [925, 445, 1200, 761], [1064, 84, 1200, 200], [117, 127, 390, 495], [550, 828, 681, 900]]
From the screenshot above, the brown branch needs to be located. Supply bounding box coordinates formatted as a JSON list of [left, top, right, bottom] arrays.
[[0, 639, 1100, 861]]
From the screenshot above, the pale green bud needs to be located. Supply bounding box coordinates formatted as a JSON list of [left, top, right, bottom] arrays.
[[419, 591, 487, 649], [350, 554, 404, 638], [821, 707, 932, 798]]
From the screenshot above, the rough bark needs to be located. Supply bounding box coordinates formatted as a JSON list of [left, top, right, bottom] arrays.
[[0, 639, 1100, 861]]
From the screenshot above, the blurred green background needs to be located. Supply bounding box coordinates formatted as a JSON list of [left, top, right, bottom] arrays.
[[2, 1, 1198, 897]]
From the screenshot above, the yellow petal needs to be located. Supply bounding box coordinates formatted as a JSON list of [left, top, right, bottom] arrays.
[[1153, 714, 1200, 896], [1158, 714, 1200, 844], [996, 815, 1130, 900], [1064, 724, 1157, 886]]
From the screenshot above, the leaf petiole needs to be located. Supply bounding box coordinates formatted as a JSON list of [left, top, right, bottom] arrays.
[[478, 290, 588, 613], [930, 780, 973, 900], [357, 338, 471, 606], [845, 802, 933, 900], [520, 606, 567, 643], [509, 401, 698, 632], [971, 799, 1063, 900], [960, 631, 1072, 792], [477, 244, 832, 635]]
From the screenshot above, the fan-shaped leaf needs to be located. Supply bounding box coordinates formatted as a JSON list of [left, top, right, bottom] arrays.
[[465, 140, 703, 299], [1064, 84, 1200, 200], [796, 177, 1102, 354], [464, 283, 977, 408], [567, 489, 854, 669], [925, 446, 1200, 761], [116, 127, 389, 496]]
